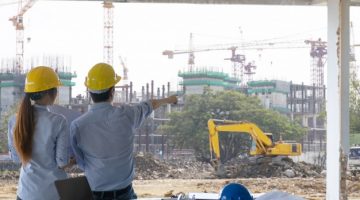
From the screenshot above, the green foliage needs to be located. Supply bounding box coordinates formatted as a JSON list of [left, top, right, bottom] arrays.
[[0, 104, 17, 153], [350, 134, 360, 146], [162, 89, 306, 162], [350, 69, 360, 135]]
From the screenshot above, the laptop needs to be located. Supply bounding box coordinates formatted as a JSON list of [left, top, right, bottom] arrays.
[[55, 176, 94, 200]]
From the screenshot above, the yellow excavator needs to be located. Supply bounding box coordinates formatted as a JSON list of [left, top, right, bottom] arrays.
[[208, 119, 302, 172]]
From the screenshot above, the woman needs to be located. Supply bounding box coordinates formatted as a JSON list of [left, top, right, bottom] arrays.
[[13, 66, 71, 200]]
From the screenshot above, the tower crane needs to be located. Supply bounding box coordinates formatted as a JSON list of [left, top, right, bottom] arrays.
[[244, 62, 256, 83], [119, 55, 129, 83], [163, 38, 310, 85], [304, 38, 327, 99], [9, 0, 38, 74], [8, 0, 115, 71], [103, 0, 114, 66], [188, 33, 195, 72], [224, 47, 246, 83]]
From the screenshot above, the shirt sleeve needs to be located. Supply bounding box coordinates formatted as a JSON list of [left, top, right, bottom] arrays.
[[127, 101, 153, 129], [70, 122, 85, 170], [55, 117, 69, 168], [7, 115, 20, 163]]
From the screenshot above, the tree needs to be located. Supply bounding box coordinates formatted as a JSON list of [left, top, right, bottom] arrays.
[[350, 67, 360, 136], [0, 104, 17, 153], [162, 88, 306, 162]]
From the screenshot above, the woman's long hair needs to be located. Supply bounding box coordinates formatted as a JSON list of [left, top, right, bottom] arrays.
[[13, 88, 57, 165], [14, 94, 34, 165]]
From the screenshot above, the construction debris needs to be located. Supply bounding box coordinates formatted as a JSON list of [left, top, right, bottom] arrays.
[[221, 157, 323, 178], [134, 153, 214, 180], [0, 170, 19, 181], [135, 153, 169, 180], [133, 153, 325, 180]]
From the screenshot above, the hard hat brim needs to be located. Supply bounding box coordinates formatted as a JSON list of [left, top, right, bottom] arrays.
[[114, 75, 121, 85]]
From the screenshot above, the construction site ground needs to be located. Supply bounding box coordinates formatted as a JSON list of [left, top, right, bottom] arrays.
[[0, 154, 359, 200], [1, 178, 360, 200]]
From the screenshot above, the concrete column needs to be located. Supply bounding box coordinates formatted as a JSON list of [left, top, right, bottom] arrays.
[[339, 1, 350, 199], [162, 85, 165, 98], [130, 81, 133, 102], [327, 1, 340, 199], [151, 80, 154, 99], [146, 83, 149, 100], [339, 0, 350, 157], [167, 82, 170, 97], [327, 0, 350, 199], [125, 85, 128, 103], [141, 86, 145, 101]]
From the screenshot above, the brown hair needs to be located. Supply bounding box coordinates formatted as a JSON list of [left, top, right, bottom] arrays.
[[13, 88, 58, 164], [14, 94, 35, 165]]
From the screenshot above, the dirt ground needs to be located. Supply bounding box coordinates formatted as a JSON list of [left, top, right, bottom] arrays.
[[1, 155, 359, 199], [1, 178, 360, 200]]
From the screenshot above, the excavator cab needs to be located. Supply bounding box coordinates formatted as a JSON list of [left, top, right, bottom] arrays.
[[265, 133, 273, 142]]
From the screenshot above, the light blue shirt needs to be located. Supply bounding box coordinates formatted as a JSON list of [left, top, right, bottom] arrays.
[[7, 114, 20, 163], [70, 101, 153, 191], [10, 105, 69, 200]]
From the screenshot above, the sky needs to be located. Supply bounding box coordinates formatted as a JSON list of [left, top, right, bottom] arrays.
[[0, 1, 360, 96]]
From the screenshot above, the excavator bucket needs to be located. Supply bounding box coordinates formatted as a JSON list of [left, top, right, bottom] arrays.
[[210, 159, 227, 178]]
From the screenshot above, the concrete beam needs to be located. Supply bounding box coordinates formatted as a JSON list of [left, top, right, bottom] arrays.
[[124, 0, 314, 5], [49, 0, 360, 6]]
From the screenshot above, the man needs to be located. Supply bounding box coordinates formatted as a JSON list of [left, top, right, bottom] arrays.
[[70, 63, 177, 200]]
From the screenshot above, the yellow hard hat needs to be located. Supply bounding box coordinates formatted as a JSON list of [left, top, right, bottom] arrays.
[[85, 63, 121, 91], [24, 66, 62, 93]]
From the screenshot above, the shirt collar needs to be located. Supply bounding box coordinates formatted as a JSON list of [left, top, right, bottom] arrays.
[[33, 104, 50, 111], [90, 102, 112, 111]]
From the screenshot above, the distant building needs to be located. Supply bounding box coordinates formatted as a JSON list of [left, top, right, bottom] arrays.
[[56, 71, 77, 105], [247, 80, 290, 114], [178, 69, 240, 95], [246, 80, 325, 117]]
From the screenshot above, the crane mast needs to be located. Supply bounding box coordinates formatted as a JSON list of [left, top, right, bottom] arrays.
[[103, 0, 114, 66], [9, 0, 116, 70], [304, 38, 327, 100], [188, 33, 195, 72], [9, 0, 37, 74]]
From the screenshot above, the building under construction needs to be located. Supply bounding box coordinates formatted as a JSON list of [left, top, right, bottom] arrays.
[[246, 79, 326, 155], [113, 80, 183, 158], [178, 68, 240, 95], [0, 57, 76, 117], [247, 80, 291, 113]]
